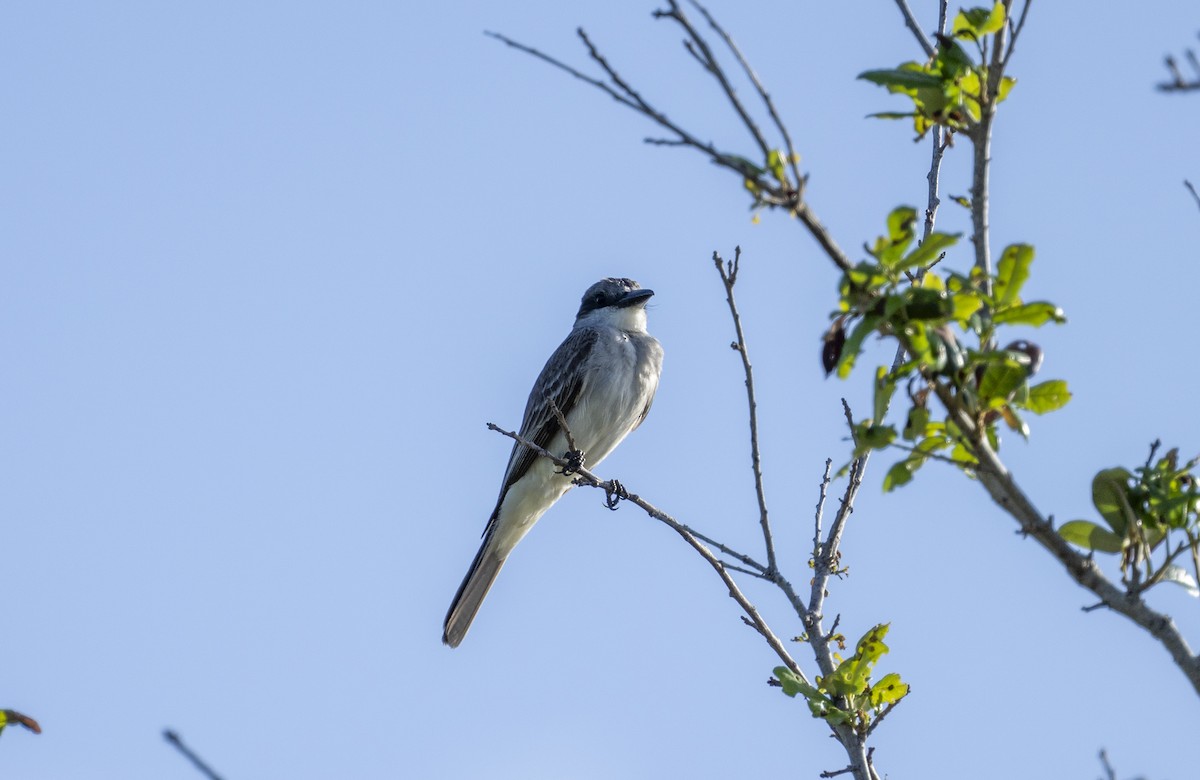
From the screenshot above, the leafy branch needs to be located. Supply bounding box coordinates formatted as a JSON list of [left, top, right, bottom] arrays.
[[487, 0, 1200, 773]]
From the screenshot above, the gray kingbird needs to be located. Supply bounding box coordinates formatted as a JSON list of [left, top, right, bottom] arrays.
[[443, 277, 664, 647]]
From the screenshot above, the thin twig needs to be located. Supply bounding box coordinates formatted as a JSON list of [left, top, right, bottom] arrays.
[[714, 248, 777, 573], [545, 394, 577, 453], [721, 560, 773, 579], [685, 0, 805, 193], [863, 700, 902, 738], [922, 0, 951, 243], [485, 422, 808, 681], [922, 128, 949, 240], [486, 20, 855, 272], [484, 30, 640, 112], [163, 730, 224, 780], [1185, 180, 1200, 213], [812, 459, 834, 564], [655, 1, 771, 161], [1098, 748, 1118, 780], [1000, 0, 1033, 69], [892, 0, 936, 58]]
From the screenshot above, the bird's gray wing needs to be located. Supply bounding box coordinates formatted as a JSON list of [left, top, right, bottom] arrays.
[[482, 327, 598, 535]]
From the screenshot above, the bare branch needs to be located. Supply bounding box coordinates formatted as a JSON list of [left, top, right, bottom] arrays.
[[655, 1, 771, 161], [164, 730, 224, 780], [543, 394, 578, 453], [812, 459, 834, 565], [484, 30, 641, 112], [1186, 179, 1200, 213], [484, 422, 807, 681], [1001, 0, 1034, 69], [921, 2, 951, 242], [720, 560, 773, 579], [892, 0, 936, 58], [807, 455, 868, 672], [486, 18, 856, 272], [685, 0, 805, 192], [713, 247, 777, 573], [1158, 39, 1200, 93]]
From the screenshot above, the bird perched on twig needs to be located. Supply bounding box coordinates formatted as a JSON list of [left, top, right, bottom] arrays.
[[443, 277, 664, 648]]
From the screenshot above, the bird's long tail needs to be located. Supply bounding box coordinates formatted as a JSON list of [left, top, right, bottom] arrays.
[[443, 538, 506, 648]]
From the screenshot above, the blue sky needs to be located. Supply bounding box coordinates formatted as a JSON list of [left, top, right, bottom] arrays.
[[3, 1, 1200, 778]]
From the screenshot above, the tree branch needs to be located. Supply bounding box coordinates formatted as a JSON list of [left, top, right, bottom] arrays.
[[484, 422, 808, 682], [891, 0, 936, 59], [486, 18, 855, 272], [654, 1, 771, 162], [713, 247, 777, 573], [163, 730, 224, 780], [929, 384, 1200, 694], [1157, 33, 1200, 93], [683, 0, 805, 193]]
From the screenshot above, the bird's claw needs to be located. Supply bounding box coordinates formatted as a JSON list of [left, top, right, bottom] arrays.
[[604, 479, 628, 511], [558, 449, 586, 477]]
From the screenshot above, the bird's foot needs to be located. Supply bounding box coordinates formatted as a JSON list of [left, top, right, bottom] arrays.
[[558, 449, 586, 477], [604, 479, 628, 511]]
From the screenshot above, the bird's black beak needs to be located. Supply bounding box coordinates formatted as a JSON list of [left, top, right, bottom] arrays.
[[617, 288, 654, 308]]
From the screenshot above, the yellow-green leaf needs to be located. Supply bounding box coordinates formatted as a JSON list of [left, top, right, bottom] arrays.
[[869, 673, 910, 707], [1023, 380, 1071, 414], [1058, 520, 1125, 553], [994, 244, 1034, 307]]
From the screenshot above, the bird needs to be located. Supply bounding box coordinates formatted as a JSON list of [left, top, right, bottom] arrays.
[[443, 277, 664, 648]]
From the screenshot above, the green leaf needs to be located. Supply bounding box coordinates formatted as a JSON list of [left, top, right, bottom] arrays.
[[883, 294, 907, 320], [827, 656, 872, 696], [950, 439, 978, 466], [866, 111, 918, 121], [858, 68, 945, 90], [951, 291, 984, 324], [992, 301, 1066, 327], [896, 231, 961, 272], [856, 423, 897, 455], [883, 459, 915, 492], [879, 206, 918, 265], [1058, 520, 1125, 553], [836, 315, 881, 379], [904, 287, 953, 320], [903, 405, 931, 442], [921, 273, 945, 291], [953, 2, 1006, 38], [934, 42, 975, 89], [774, 667, 819, 698], [873, 366, 897, 424], [996, 76, 1017, 103], [869, 673, 910, 707], [977, 359, 1027, 404], [855, 624, 890, 661], [1021, 380, 1071, 414], [767, 148, 788, 183], [1092, 468, 1135, 535], [994, 244, 1033, 307]]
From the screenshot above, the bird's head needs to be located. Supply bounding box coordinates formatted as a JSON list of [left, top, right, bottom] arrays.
[[574, 278, 655, 330]]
